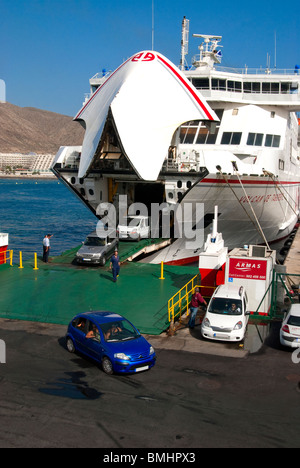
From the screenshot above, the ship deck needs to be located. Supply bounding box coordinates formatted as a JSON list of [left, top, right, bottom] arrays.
[[0, 243, 198, 335]]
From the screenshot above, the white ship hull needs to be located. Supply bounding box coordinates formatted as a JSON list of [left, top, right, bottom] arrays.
[[143, 173, 299, 265]]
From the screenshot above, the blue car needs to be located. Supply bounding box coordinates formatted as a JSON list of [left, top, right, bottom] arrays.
[[66, 311, 156, 375]]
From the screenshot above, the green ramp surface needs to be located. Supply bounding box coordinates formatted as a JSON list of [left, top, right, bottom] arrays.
[[0, 254, 198, 335]]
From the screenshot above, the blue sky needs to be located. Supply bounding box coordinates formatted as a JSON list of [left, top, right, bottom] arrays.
[[1, 0, 300, 116]]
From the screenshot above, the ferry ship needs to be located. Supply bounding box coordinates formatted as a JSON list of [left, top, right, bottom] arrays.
[[52, 17, 300, 265]]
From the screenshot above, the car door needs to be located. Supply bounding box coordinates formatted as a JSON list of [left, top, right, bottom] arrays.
[[71, 317, 88, 353], [83, 319, 104, 363]]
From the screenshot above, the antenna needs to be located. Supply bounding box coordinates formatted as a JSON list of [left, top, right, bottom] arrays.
[[152, 0, 154, 50], [274, 31, 277, 69], [180, 16, 189, 71]]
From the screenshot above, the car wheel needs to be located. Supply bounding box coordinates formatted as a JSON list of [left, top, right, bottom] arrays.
[[100, 255, 106, 267], [66, 337, 75, 353], [102, 357, 114, 375]]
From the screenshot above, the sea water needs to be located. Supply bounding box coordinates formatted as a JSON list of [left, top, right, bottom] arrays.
[[0, 178, 97, 260]]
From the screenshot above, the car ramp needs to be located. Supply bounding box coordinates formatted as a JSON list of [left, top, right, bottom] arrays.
[[0, 250, 198, 335]]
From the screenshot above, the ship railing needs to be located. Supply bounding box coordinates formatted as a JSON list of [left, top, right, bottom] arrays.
[[162, 157, 200, 173], [168, 273, 215, 324], [0, 249, 13, 266], [191, 61, 300, 76], [0, 250, 41, 270]]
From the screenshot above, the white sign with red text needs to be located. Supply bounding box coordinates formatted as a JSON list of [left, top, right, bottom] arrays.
[[228, 258, 267, 280]]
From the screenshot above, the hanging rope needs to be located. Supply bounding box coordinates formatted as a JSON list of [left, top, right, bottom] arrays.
[[216, 164, 270, 249], [262, 169, 299, 218]]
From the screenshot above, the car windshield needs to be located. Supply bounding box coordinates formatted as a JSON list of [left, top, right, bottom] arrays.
[[127, 217, 140, 227], [287, 315, 300, 327], [100, 319, 140, 342], [84, 237, 106, 247], [208, 298, 242, 315]]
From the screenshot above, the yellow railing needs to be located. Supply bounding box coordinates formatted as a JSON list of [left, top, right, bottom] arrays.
[[0, 249, 13, 266], [0, 250, 39, 270], [168, 273, 199, 323], [168, 274, 216, 324]]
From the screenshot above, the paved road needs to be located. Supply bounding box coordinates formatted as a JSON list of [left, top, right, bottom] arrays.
[[0, 319, 299, 448]]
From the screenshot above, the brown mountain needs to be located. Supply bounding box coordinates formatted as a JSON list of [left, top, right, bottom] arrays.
[[0, 102, 85, 154]]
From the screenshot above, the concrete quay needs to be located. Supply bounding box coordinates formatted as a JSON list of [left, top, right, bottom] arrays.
[[284, 224, 300, 275]]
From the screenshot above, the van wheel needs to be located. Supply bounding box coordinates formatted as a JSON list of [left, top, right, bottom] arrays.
[[102, 357, 114, 375], [66, 337, 75, 353], [100, 255, 106, 266]]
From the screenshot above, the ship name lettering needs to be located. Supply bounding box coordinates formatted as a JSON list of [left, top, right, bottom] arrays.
[[131, 52, 155, 62]]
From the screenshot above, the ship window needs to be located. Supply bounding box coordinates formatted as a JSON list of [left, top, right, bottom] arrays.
[[253, 82, 261, 93], [196, 127, 208, 144], [212, 79, 226, 90], [247, 133, 263, 146], [262, 82, 280, 94], [243, 82, 261, 93], [195, 126, 219, 144], [179, 125, 198, 144], [228, 81, 242, 92], [281, 82, 290, 94], [265, 134, 281, 147], [206, 129, 219, 144], [192, 78, 209, 89], [221, 132, 242, 145], [262, 82, 271, 93], [243, 82, 251, 93]]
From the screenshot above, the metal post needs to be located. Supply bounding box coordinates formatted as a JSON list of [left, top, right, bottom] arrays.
[[33, 252, 38, 270], [159, 261, 165, 280], [19, 251, 23, 269]]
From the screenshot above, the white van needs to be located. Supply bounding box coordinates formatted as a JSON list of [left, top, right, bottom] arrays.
[[201, 284, 250, 342], [117, 216, 150, 241]]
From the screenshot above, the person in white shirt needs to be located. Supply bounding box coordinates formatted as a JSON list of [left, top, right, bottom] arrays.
[[42, 234, 53, 263]]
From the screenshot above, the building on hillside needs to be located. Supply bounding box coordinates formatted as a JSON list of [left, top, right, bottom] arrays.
[[0, 79, 5, 102], [0, 152, 56, 176]]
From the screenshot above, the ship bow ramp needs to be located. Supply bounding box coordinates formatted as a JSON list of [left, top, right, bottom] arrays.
[[74, 51, 218, 181]]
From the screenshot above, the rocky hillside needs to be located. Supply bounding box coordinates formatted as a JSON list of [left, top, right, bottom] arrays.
[[0, 102, 85, 154]]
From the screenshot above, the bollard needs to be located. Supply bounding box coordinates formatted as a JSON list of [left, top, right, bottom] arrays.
[[33, 252, 38, 270], [18, 251, 23, 269], [159, 261, 165, 280]]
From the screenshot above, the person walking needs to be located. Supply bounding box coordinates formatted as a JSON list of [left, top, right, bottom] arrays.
[[42, 234, 53, 263], [188, 287, 207, 329], [110, 249, 120, 282]]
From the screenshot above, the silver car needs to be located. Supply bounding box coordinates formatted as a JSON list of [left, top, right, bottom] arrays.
[[76, 229, 118, 266], [280, 304, 300, 348]]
